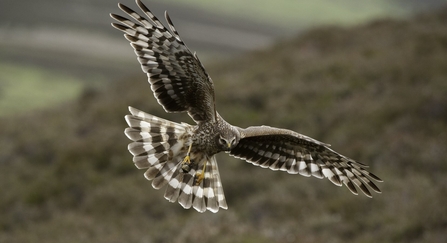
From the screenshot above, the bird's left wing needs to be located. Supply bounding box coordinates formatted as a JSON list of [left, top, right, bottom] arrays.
[[111, 0, 216, 123], [230, 126, 382, 197]]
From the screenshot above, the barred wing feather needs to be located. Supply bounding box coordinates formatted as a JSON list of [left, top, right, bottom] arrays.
[[111, 0, 216, 123], [230, 126, 382, 197]]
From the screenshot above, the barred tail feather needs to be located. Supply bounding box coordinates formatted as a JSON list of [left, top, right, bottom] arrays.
[[163, 155, 227, 213], [193, 156, 227, 212], [124, 107, 227, 213]]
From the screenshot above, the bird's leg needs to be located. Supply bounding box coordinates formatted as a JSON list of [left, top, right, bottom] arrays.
[[195, 161, 207, 185], [182, 143, 192, 163], [181, 144, 193, 172], [181, 143, 206, 185]]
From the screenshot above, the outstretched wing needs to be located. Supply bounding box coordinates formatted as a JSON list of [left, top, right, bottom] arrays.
[[230, 126, 382, 197], [111, 0, 216, 123]]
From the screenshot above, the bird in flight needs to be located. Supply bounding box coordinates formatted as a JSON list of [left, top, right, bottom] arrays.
[[110, 0, 382, 213]]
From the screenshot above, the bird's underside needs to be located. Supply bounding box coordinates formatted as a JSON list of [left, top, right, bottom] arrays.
[[112, 0, 382, 213]]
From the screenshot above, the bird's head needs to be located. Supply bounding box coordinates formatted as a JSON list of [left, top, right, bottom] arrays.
[[216, 129, 240, 151]]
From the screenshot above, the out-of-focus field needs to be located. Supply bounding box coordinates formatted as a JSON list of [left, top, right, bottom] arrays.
[[1, 4, 447, 242], [0, 63, 83, 117], [163, 0, 410, 27], [1, 0, 443, 117]]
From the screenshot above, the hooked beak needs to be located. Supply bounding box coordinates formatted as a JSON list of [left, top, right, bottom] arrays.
[[223, 142, 233, 153]]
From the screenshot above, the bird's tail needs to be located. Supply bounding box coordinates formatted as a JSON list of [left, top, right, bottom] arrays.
[[124, 107, 227, 212]]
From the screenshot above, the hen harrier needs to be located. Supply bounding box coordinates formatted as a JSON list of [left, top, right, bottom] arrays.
[[111, 0, 382, 213]]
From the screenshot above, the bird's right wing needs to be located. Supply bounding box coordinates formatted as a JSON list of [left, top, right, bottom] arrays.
[[230, 125, 382, 197], [111, 0, 216, 123]]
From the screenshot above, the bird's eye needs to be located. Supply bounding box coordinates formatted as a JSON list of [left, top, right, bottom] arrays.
[[219, 137, 226, 145], [231, 138, 236, 145]]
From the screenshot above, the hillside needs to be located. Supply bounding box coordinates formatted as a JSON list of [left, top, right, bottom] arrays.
[[1, 7, 447, 243]]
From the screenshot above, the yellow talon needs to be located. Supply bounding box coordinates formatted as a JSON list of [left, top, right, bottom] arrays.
[[195, 160, 207, 185], [182, 144, 193, 164], [195, 171, 205, 185], [183, 155, 191, 164], [181, 144, 193, 172]]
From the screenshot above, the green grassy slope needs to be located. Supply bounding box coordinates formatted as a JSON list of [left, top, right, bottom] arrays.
[[163, 0, 409, 28], [1, 7, 447, 243], [0, 63, 84, 117]]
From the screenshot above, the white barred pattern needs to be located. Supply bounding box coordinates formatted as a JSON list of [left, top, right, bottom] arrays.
[[230, 126, 382, 197], [113, 0, 382, 213], [111, 0, 216, 123], [125, 107, 227, 212]]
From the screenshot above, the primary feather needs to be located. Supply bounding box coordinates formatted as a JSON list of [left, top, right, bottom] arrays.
[[112, 0, 382, 213]]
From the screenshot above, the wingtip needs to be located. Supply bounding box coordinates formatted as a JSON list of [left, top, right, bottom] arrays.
[[164, 11, 171, 23], [128, 106, 138, 114], [328, 175, 342, 187], [117, 2, 125, 10], [110, 22, 122, 31], [370, 172, 383, 182]]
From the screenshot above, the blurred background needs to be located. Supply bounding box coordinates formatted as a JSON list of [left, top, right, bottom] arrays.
[[1, 0, 444, 117], [1, 0, 447, 242]]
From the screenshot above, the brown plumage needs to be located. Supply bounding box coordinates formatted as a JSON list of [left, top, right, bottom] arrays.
[[111, 0, 382, 213]]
